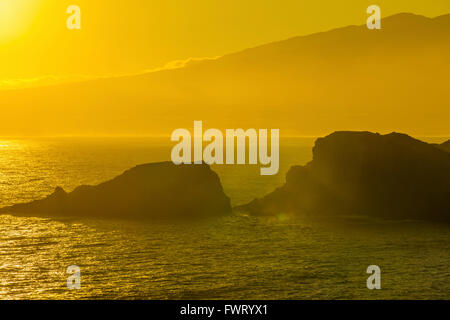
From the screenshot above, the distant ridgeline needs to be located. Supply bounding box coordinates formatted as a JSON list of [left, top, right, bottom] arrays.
[[239, 132, 450, 222], [1, 132, 449, 222], [434, 140, 450, 153]]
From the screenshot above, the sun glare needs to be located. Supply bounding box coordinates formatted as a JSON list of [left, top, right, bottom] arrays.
[[0, 0, 38, 43]]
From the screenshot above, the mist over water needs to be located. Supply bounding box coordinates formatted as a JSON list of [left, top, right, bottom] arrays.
[[0, 137, 449, 299]]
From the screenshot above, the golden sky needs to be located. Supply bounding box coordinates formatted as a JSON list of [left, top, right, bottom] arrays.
[[0, 1, 449, 137], [1, 0, 450, 82]]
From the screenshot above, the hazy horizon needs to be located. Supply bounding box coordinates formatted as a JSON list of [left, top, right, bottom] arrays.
[[1, 11, 450, 137]]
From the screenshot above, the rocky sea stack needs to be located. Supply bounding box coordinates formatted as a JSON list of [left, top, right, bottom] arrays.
[[0, 162, 231, 219], [241, 132, 450, 221]]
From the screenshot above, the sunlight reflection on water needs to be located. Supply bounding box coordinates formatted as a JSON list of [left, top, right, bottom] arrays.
[[0, 138, 449, 299]]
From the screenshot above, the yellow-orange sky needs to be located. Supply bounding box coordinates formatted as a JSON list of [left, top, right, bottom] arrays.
[[1, 0, 450, 83]]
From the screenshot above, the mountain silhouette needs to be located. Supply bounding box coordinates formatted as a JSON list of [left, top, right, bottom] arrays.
[[238, 132, 450, 221], [436, 140, 450, 153], [1, 13, 449, 136], [0, 162, 231, 219]]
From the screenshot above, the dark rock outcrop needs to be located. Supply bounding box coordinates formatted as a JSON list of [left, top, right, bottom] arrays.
[[435, 140, 450, 153], [240, 132, 450, 221], [0, 162, 231, 219]]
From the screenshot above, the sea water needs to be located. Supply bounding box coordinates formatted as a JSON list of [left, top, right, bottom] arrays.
[[0, 137, 448, 299]]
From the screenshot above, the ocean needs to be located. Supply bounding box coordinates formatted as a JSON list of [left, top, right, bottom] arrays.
[[0, 137, 449, 299]]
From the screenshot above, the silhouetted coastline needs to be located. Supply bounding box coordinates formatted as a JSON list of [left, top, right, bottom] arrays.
[[239, 132, 450, 222], [1, 132, 449, 222], [0, 162, 231, 220]]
